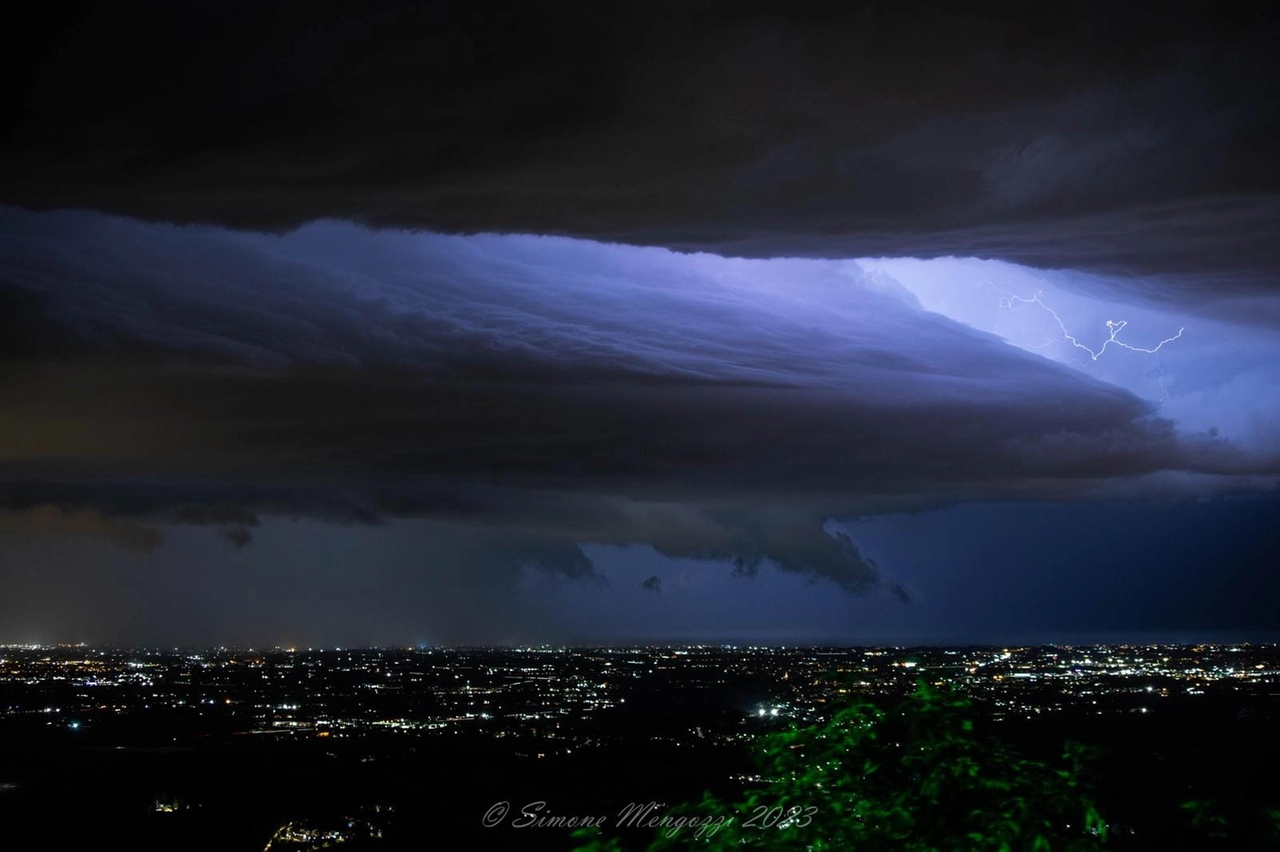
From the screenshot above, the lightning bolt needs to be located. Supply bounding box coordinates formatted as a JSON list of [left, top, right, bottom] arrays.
[[997, 290, 1185, 362], [981, 282, 1186, 402]]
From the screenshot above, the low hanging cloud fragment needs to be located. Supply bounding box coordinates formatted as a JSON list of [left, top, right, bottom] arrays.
[[218, 526, 253, 549]]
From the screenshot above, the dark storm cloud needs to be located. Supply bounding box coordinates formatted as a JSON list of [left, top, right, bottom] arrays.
[[2, 208, 1274, 597], [218, 526, 253, 549], [0, 505, 162, 554], [2, 2, 1277, 307], [0, 518, 605, 646], [3, 208, 1261, 495]]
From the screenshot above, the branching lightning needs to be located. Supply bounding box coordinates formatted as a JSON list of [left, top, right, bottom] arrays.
[[997, 290, 1185, 362], [978, 281, 1187, 403]]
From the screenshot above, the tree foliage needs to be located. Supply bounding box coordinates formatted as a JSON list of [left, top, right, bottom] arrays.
[[574, 681, 1107, 852]]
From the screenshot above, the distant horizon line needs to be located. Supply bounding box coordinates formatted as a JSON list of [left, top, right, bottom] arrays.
[[4, 638, 1278, 653]]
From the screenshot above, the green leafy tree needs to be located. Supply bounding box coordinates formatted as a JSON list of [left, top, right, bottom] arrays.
[[1178, 797, 1280, 850], [574, 682, 1107, 852]]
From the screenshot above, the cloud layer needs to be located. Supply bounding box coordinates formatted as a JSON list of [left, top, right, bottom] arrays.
[[2, 208, 1272, 598], [3, 3, 1277, 642], [2, 2, 1277, 304]]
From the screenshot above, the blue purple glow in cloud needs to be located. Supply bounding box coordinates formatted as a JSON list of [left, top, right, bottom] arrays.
[[0, 207, 1277, 644]]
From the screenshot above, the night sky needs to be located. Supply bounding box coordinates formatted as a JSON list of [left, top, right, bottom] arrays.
[[1, 2, 1278, 646]]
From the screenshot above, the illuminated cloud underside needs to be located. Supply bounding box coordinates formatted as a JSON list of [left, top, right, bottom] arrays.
[[0, 208, 1277, 644]]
